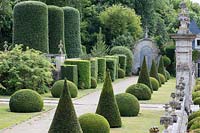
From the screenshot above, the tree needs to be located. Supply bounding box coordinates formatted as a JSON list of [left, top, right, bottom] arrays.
[[150, 59, 161, 86]]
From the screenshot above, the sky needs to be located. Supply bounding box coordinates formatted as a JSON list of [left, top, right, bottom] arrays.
[[191, 0, 200, 4]]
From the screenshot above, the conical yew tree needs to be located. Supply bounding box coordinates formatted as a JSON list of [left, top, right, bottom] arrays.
[[158, 56, 167, 81], [96, 70, 122, 128], [48, 79, 82, 133], [137, 57, 153, 92], [150, 59, 161, 86]]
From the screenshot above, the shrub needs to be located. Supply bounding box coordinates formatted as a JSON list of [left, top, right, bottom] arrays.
[[65, 59, 91, 89], [189, 111, 200, 122], [61, 65, 78, 86], [188, 117, 200, 129], [49, 79, 82, 133], [126, 83, 151, 100], [158, 73, 166, 84], [63, 7, 82, 58], [194, 85, 200, 92], [118, 68, 125, 78], [97, 58, 106, 83], [117, 54, 127, 72], [138, 57, 152, 92], [110, 46, 133, 76], [106, 58, 117, 81], [158, 56, 167, 81], [192, 92, 200, 100], [81, 45, 87, 55], [105, 55, 119, 79], [196, 78, 200, 85], [48, 5, 65, 54], [165, 70, 170, 80], [163, 55, 171, 67], [13, 1, 48, 53], [96, 71, 122, 128], [150, 77, 159, 91], [150, 59, 161, 86], [115, 93, 140, 116], [0, 45, 53, 95], [111, 33, 135, 48], [190, 120, 200, 130], [91, 77, 97, 89], [79, 113, 110, 133], [51, 80, 78, 98], [9, 89, 43, 113], [90, 58, 98, 80], [194, 97, 200, 106]]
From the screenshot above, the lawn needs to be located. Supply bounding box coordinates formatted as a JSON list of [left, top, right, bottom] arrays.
[[140, 78, 176, 104], [111, 109, 164, 133], [0, 104, 54, 130]]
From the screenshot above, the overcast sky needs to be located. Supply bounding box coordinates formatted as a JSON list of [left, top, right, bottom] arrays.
[[191, 0, 200, 4]]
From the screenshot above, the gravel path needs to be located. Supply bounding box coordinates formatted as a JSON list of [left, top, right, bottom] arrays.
[[0, 76, 164, 133]]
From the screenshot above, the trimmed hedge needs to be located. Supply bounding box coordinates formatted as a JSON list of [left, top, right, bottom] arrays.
[[79, 113, 110, 133], [97, 58, 106, 83], [91, 77, 97, 89], [126, 83, 151, 100], [189, 111, 200, 122], [51, 80, 78, 98], [48, 5, 65, 54], [150, 77, 159, 91], [61, 65, 78, 86], [13, 1, 48, 53], [150, 59, 161, 86], [49, 79, 82, 133], [158, 73, 165, 84], [110, 46, 133, 76], [158, 56, 167, 81], [106, 58, 117, 81], [194, 97, 200, 106], [117, 54, 127, 72], [115, 93, 140, 116], [9, 89, 43, 113], [165, 70, 170, 80], [193, 91, 200, 100], [105, 55, 119, 79], [96, 71, 122, 128], [188, 117, 200, 130], [65, 60, 91, 89], [118, 68, 125, 78], [90, 58, 98, 80], [63, 7, 82, 58]]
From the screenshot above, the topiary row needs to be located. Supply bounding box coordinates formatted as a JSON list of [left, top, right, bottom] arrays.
[[106, 58, 117, 81]]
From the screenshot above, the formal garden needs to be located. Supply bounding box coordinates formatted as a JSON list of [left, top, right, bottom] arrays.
[[1, 0, 200, 133]]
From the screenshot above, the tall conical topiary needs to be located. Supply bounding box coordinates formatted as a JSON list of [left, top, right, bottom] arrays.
[[158, 56, 167, 81], [48, 79, 82, 133], [96, 70, 122, 128], [138, 57, 153, 92], [150, 59, 161, 86]]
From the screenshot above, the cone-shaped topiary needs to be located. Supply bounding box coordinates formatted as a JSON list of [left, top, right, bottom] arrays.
[[150, 59, 161, 86], [48, 79, 82, 133], [158, 56, 167, 81], [138, 57, 152, 92], [96, 71, 122, 128]]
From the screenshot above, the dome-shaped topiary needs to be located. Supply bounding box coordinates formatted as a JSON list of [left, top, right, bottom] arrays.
[[190, 119, 200, 130], [118, 68, 125, 78], [196, 78, 200, 85], [193, 92, 200, 100], [158, 73, 165, 84], [189, 111, 200, 122], [163, 55, 171, 67], [126, 83, 151, 100], [51, 80, 78, 98], [188, 117, 200, 129], [115, 93, 140, 116], [91, 77, 97, 89], [79, 113, 110, 133], [150, 77, 159, 91], [194, 97, 200, 106], [9, 89, 43, 113], [194, 85, 200, 92], [165, 70, 170, 80]]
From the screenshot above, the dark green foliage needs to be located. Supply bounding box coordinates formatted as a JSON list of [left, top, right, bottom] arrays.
[[49, 79, 82, 133], [97, 58, 106, 83], [118, 68, 125, 79], [158, 56, 167, 80], [188, 117, 200, 130], [9, 89, 43, 113], [96, 71, 122, 128], [189, 111, 200, 122], [63, 7, 81, 58], [164, 44, 175, 75], [138, 57, 152, 92], [126, 83, 151, 100], [48, 5, 65, 54], [190, 119, 200, 130], [106, 58, 117, 81], [158, 73, 165, 84], [91, 77, 97, 89], [165, 70, 170, 80], [163, 55, 171, 67], [61, 65, 78, 86], [90, 58, 98, 80], [51, 80, 78, 98], [81, 45, 87, 55], [117, 54, 127, 72], [13, 1, 48, 53], [105, 55, 119, 79], [193, 91, 200, 100], [150, 59, 161, 86], [46, 0, 67, 7], [194, 97, 200, 106], [110, 46, 133, 76], [65, 60, 91, 89], [79, 113, 110, 133], [111, 33, 135, 48], [150, 77, 159, 91], [115, 93, 140, 116], [193, 50, 200, 63]]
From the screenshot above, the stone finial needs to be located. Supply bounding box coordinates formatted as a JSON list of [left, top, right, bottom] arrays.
[[58, 40, 64, 55], [3, 41, 8, 52]]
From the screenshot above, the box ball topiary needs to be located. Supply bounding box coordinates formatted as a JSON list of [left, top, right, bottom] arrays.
[[158, 73, 165, 84], [194, 97, 200, 106], [194, 85, 200, 92], [165, 70, 170, 80], [189, 111, 200, 122], [163, 55, 171, 67], [126, 83, 151, 100], [9, 89, 43, 113], [188, 117, 200, 129], [118, 68, 125, 78], [193, 92, 200, 100], [51, 80, 78, 98], [190, 119, 200, 130], [150, 77, 159, 91], [91, 77, 97, 89], [79, 113, 110, 133], [115, 93, 140, 116]]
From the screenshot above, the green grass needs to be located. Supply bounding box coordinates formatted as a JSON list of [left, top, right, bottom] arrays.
[[111, 109, 164, 133], [0, 104, 54, 130], [140, 78, 176, 104]]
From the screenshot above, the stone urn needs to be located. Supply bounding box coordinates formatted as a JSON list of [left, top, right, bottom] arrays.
[[149, 127, 159, 133]]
